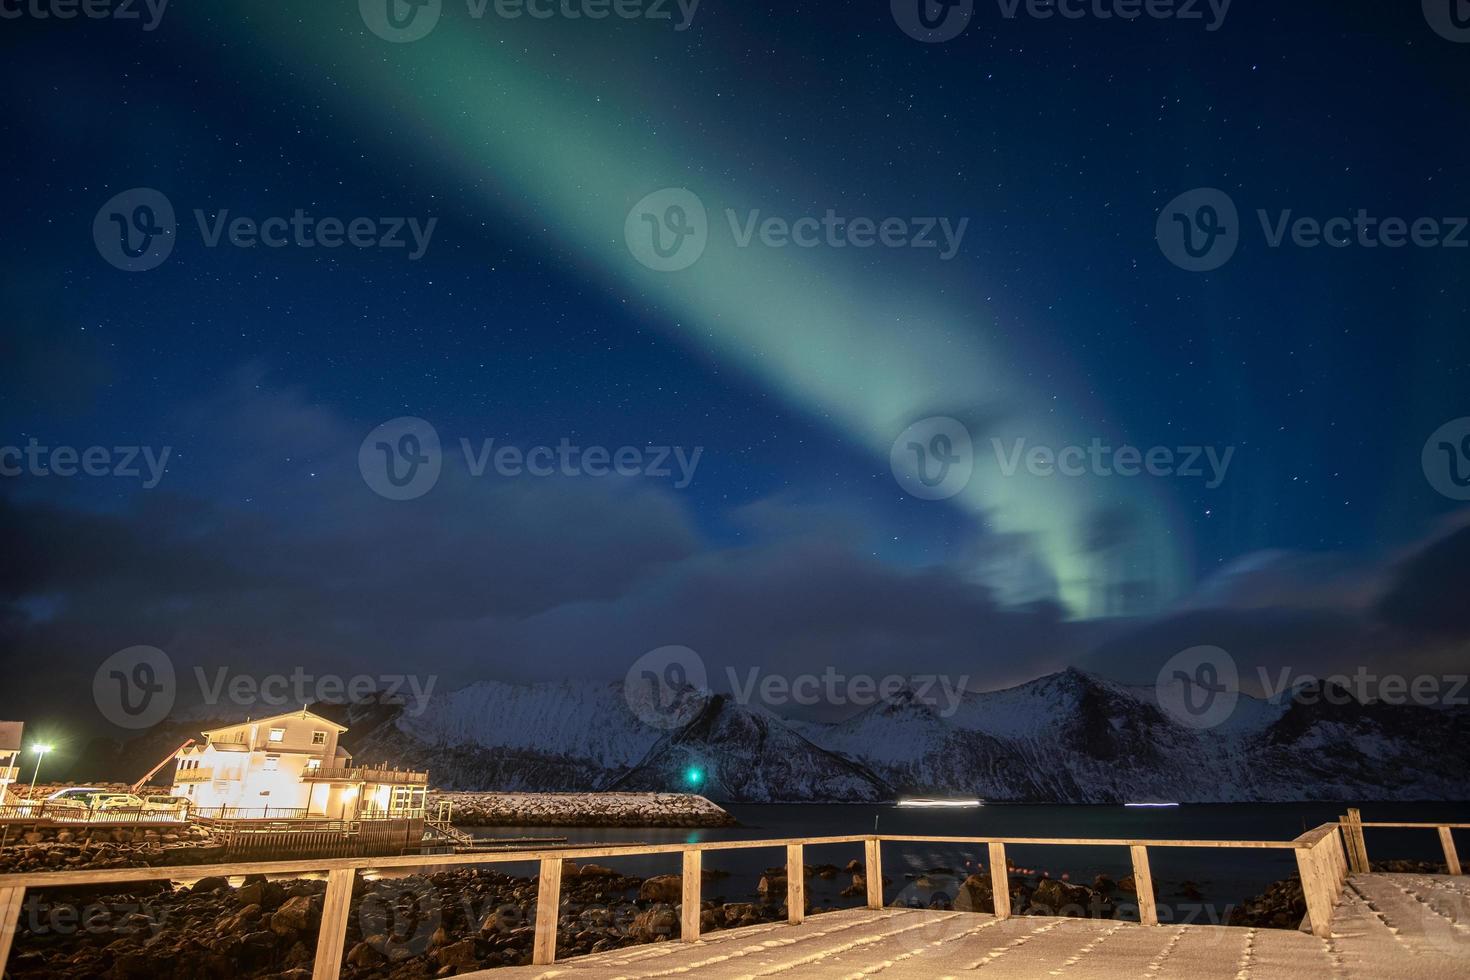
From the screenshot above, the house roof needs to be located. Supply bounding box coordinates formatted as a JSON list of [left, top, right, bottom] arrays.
[[0, 721, 23, 753], [198, 708, 349, 738]]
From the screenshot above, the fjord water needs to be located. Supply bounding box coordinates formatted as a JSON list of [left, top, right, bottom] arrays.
[[470, 802, 1470, 920]]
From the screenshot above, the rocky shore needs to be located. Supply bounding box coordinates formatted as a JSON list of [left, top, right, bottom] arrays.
[[0, 825, 225, 876], [1226, 858, 1451, 930], [432, 791, 737, 828], [2, 849, 1367, 979], [5, 860, 820, 979]]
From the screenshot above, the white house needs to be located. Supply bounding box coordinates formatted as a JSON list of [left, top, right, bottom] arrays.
[[171, 709, 426, 820], [0, 721, 22, 802]]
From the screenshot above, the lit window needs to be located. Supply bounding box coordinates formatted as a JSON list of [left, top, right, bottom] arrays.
[[306, 759, 321, 770], [312, 731, 326, 745], [268, 728, 285, 742]]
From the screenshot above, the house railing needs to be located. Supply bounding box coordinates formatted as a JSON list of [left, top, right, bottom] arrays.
[[190, 806, 310, 822], [172, 768, 214, 784], [1339, 807, 1467, 875], [190, 806, 426, 823], [300, 767, 428, 784], [0, 803, 188, 825], [0, 819, 1386, 979]]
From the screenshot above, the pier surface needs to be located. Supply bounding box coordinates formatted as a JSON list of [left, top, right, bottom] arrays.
[[478, 873, 1469, 979]]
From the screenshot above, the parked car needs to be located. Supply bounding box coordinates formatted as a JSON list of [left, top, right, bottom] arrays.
[[43, 787, 104, 809], [140, 794, 191, 814], [21, 787, 106, 817], [90, 792, 147, 811]]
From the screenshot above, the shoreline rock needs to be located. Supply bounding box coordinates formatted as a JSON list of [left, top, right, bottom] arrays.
[[0, 825, 226, 876], [5, 861, 801, 979], [433, 791, 738, 828]]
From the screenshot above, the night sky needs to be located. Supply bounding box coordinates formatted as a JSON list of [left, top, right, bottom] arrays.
[[3, 1, 1469, 755]]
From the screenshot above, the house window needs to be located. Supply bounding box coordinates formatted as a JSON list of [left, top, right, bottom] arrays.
[[311, 731, 326, 745], [263, 755, 280, 772], [390, 786, 426, 814], [305, 759, 321, 771], [268, 728, 285, 743]]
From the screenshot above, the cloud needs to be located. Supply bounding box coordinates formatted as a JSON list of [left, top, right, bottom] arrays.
[[4, 373, 1469, 738], [1377, 519, 1470, 634], [1082, 515, 1470, 694], [0, 375, 1081, 730]]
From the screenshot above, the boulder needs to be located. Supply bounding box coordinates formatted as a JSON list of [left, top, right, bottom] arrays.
[[269, 895, 319, 936], [575, 864, 617, 877], [192, 875, 231, 895], [955, 873, 994, 913], [437, 937, 480, 970], [628, 904, 678, 942], [638, 874, 683, 903], [346, 941, 384, 967], [1029, 878, 1096, 916]]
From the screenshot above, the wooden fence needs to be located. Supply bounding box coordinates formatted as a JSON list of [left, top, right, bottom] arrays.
[[0, 818, 1423, 980], [1339, 808, 1467, 876]]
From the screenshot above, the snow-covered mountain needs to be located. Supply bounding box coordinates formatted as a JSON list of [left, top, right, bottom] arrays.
[[102, 669, 1470, 803], [606, 695, 891, 802]]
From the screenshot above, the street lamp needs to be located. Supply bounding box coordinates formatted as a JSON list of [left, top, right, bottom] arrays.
[[27, 744, 53, 801]]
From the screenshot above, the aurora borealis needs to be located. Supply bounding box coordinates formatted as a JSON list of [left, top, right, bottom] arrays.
[[3, 1, 1469, 751]]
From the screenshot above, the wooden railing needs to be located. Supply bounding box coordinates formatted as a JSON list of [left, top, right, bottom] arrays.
[[192, 806, 311, 821], [1339, 807, 1466, 876], [0, 824, 1370, 978], [302, 767, 428, 784], [172, 768, 214, 783], [0, 803, 189, 825]]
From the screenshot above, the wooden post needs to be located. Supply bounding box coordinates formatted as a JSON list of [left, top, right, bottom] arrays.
[[533, 857, 563, 965], [312, 869, 354, 980], [1439, 826, 1462, 876], [1332, 827, 1349, 886], [786, 844, 804, 925], [864, 838, 883, 909], [988, 842, 1010, 920], [1345, 808, 1369, 874], [1130, 845, 1158, 926], [1295, 840, 1334, 939], [681, 849, 702, 941], [0, 886, 24, 977]]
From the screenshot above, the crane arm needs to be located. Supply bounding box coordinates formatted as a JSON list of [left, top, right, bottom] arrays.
[[131, 738, 194, 793]]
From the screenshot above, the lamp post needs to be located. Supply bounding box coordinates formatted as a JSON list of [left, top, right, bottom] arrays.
[[27, 743, 53, 801]]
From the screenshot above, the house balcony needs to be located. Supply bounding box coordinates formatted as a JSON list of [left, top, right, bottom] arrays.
[[300, 766, 428, 785], [173, 768, 215, 783], [0, 767, 19, 782]]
